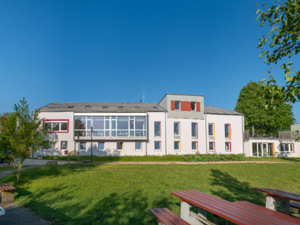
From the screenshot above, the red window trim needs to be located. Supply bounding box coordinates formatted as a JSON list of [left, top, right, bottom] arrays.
[[43, 119, 69, 133]]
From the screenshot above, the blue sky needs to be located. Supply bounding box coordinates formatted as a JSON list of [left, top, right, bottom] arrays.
[[0, 0, 299, 122]]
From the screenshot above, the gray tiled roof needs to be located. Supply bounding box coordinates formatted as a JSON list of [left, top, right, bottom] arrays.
[[204, 106, 242, 115], [37, 102, 166, 113]]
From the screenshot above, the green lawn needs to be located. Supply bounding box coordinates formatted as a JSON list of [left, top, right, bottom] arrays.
[[38, 154, 300, 162], [2, 163, 300, 225]]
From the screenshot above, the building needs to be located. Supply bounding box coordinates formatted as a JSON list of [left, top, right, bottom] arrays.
[[34, 94, 245, 157]]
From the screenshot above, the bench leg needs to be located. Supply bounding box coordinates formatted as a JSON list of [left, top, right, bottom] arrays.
[[280, 199, 290, 211], [266, 196, 280, 210], [181, 202, 192, 222]]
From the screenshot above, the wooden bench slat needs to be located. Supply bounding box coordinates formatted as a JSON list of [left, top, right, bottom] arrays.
[[149, 208, 190, 225], [253, 188, 300, 202], [233, 201, 300, 224], [176, 190, 279, 225], [290, 202, 300, 209], [172, 190, 296, 225]]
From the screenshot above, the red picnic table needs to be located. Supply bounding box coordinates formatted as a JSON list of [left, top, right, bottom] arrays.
[[171, 190, 300, 225], [253, 188, 300, 212]]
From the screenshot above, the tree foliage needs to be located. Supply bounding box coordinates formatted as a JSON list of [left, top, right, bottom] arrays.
[[235, 81, 295, 135], [0, 98, 52, 185], [256, 0, 300, 103]]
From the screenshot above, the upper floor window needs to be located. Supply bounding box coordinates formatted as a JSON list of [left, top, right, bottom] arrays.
[[192, 123, 198, 138], [191, 102, 196, 111], [175, 101, 180, 110], [225, 124, 231, 139], [208, 124, 215, 139], [154, 122, 161, 137], [44, 120, 68, 132], [174, 122, 180, 138]]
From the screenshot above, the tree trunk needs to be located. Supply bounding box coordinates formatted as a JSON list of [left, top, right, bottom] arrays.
[[16, 162, 23, 185]]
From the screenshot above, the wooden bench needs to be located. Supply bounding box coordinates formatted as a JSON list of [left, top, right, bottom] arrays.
[[149, 208, 190, 225], [290, 202, 300, 213]]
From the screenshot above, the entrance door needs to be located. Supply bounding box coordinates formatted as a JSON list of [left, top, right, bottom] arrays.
[[252, 143, 272, 157]]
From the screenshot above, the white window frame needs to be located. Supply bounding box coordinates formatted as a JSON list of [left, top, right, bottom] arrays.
[[44, 121, 68, 132], [175, 101, 180, 111], [135, 142, 142, 151], [192, 141, 197, 151], [174, 122, 180, 138], [209, 142, 215, 151], [98, 142, 105, 151], [154, 141, 161, 151], [174, 141, 180, 151], [117, 141, 123, 151]]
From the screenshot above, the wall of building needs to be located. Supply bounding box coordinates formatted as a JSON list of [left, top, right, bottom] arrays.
[[205, 114, 244, 154], [165, 117, 206, 155], [159, 94, 204, 120], [147, 112, 166, 156], [244, 137, 300, 157]]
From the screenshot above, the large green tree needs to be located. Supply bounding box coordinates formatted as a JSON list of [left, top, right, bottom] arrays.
[[235, 81, 295, 135], [256, 0, 300, 103], [0, 98, 52, 185]]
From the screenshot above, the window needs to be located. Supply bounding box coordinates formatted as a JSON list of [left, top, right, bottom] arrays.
[[74, 116, 147, 137], [281, 143, 293, 152], [119, 106, 123, 108], [61, 141, 68, 150], [225, 124, 231, 139], [117, 141, 123, 150], [174, 141, 181, 151], [225, 142, 231, 151], [175, 101, 180, 110], [85, 106, 90, 108], [192, 123, 198, 138], [99, 142, 105, 151], [102, 106, 107, 108], [135, 106, 140, 109], [44, 120, 69, 132], [154, 122, 161, 137], [191, 102, 196, 111], [154, 141, 161, 151], [208, 124, 215, 139], [209, 142, 215, 151], [135, 142, 142, 151], [80, 142, 86, 150], [174, 122, 180, 138], [192, 141, 198, 151], [153, 106, 159, 109]]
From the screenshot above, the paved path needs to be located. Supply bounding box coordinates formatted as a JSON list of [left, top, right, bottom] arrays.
[[94, 161, 287, 165], [0, 203, 51, 225]]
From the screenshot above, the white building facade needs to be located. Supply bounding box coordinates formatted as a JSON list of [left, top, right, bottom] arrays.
[[33, 94, 247, 157]]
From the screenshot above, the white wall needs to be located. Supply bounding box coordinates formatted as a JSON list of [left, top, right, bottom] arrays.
[[147, 112, 166, 156], [205, 114, 244, 155], [165, 117, 206, 155]]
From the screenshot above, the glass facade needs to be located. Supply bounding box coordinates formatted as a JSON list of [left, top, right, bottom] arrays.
[[74, 116, 147, 137]]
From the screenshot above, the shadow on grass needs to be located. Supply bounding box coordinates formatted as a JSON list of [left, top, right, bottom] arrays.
[[209, 169, 265, 206], [277, 157, 300, 162], [16, 188, 173, 225]]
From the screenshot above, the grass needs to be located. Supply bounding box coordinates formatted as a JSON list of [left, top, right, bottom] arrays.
[[37, 154, 300, 163], [0, 165, 29, 173], [1, 162, 300, 225]]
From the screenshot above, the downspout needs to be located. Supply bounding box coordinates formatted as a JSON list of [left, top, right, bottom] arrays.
[[205, 113, 208, 154], [165, 111, 167, 155], [242, 115, 245, 155], [146, 113, 148, 156]]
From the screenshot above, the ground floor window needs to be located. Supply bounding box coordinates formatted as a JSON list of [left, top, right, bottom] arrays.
[[252, 143, 273, 157], [117, 141, 123, 151], [209, 142, 214, 151], [99, 142, 105, 151], [154, 141, 161, 151], [135, 142, 142, 151], [192, 141, 197, 151], [174, 141, 181, 151], [281, 143, 293, 152], [225, 142, 231, 152], [61, 141, 68, 150], [80, 142, 86, 150]]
